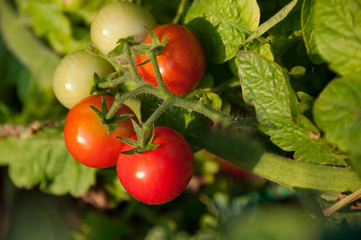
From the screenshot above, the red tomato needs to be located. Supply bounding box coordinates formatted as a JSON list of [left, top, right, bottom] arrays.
[[135, 24, 206, 96], [64, 95, 136, 168], [117, 127, 194, 204]]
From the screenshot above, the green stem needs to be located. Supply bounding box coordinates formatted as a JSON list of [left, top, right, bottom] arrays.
[[106, 84, 156, 120], [172, 0, 188, 24], [139, 100, 173, 148], [254, 153, 361, 193], [124, 42, 145, 85], [149, 52, 170, 94], [88, 45, 125, 74], [97, 74, 130, 89], [323, 188, 361, 216], [171, 96, 256, 127]]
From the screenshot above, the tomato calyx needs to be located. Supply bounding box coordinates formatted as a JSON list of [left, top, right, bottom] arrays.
[[133, 27, 168, 59], [118, 122, 159, 155], [90, 96, 134, 135]]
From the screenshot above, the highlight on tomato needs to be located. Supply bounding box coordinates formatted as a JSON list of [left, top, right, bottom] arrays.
[[135, 24, 206, 96], [117, 126, 194, 204], [64, 95, 137, 168], [90, 1, 156, 56], [53, 50, 113, 109]]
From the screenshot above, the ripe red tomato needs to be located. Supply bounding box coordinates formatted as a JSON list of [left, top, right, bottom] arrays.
[[117, 127, 194, 204], [64, 95, 136, 168], [135, 24, 206, 96]]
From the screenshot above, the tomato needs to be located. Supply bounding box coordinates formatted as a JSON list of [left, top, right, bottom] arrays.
[[90, 1, 156, 56], [135, 24, 206, 96], [117, 127, 194, 204], [53, 50, 113, 109], [64, 95, 136, 168]]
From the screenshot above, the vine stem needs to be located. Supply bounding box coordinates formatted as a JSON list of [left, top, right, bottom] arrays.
[[138, 100, 173, 148], [172, 0, 188, 24], [124, 42, 145, 85], [323, 188, 361, 216]]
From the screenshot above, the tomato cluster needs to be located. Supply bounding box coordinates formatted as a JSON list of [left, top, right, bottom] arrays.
[[52, 2, 204, 204]]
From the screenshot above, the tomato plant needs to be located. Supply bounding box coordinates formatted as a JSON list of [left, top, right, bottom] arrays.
[[90, 1, 156, 56], [135, 24, 206, 96], [117, 127, 194, 204], [64, 95, 137, 168], [53, 50, 114, 109]]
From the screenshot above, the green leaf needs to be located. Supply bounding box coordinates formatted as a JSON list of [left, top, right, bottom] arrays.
[[184, 0, 260, 63], [301, 0, 324, 64], [313, 76, 361, 164], [313, 0, 361, 76], [0, 128, 96, 197], [237, 51, 346, 166], [243, 0, 298, 44], [15, 0, 90, 55]]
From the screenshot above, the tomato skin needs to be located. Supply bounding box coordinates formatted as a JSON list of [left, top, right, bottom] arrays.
[[53, 50, 113, 109], [91, 1, 156, 56], [117, 127, 194, 204], [64, 95, 136, 168], [135, 24, 206, 96]]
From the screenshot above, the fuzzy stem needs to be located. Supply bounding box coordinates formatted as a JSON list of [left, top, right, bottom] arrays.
[[124, 42, 146, 85], [138, 100, 173, 148], [149, 52, 170, 94], [106, 84, 156, 120], [97, 74, 130, 89]]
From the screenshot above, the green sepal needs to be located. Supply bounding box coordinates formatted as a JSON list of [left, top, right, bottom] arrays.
[[132, 43, 153, 55], [106, 123, 117, 135], [120, 148, 139, 155], [145, 124, 156, 146], [89, 105, 104, 119], [135, 58, 151, 66], [146, 27, 161, 45], [108, 36, 137, 57], [90, 73, 101, 94], [131, 119, 142, 139], [111, 114, 134, 123], [117, 137, 139, 147]]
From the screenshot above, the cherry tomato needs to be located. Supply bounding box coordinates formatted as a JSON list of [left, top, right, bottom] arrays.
[[53, 50, 113, 109], [135, 24, 206, 96], [90, 1, 156, 56], [117, 127, 194, 204], [64, 95, 136, 168]]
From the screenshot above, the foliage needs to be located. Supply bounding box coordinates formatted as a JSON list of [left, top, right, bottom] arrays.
[[1, 0, 361, 239]]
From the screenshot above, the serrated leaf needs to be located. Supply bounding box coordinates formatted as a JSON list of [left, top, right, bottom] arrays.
[[237, 51, 346, 166], [0, 130, 96, 196], [301, 0, 324, 64], [313, 0, 361, 76], [184, 0, 260, 63], [313, 76, 361, 158], [244, 0, 298, 44]]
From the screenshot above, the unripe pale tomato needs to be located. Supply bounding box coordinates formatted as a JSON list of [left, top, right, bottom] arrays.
[[117, 127, 194, 204], [64, 95, 137, 168], [53, 50, 113, 109], [90, 1, 156, 56], [135, 24, 206, 96]]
